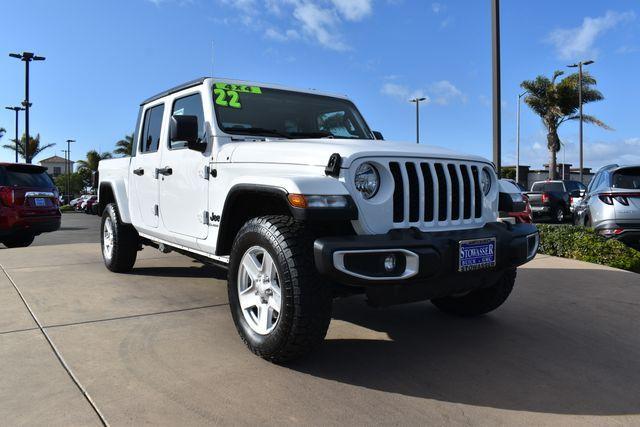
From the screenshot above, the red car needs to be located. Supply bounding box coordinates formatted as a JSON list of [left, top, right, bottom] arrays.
[[0, 163, 61, 247]]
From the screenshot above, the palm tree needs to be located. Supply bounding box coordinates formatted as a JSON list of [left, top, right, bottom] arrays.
[[2, 133, 55, 163], [114, 133, 134, 156], [76, 150, 113, 172], [0, 127, 5, 140], [520, 70, 610, 179]]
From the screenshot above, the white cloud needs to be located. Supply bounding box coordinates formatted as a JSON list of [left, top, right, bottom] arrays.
[[292, 2, 348, 51], [380, 82, 428, 103], [264, 27, 300, 42], [546, 10, 635, 60], [431, 2, 443, 14], [428, 80, 466, 105], [330, 0, 372, 21], [381, 79, 467, 106]]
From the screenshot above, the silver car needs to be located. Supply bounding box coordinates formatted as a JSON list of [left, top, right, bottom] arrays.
[[574, 164, 640, 249]]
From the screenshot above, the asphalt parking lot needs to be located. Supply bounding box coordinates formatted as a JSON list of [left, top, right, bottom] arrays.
[[1, 213, 640, 426]]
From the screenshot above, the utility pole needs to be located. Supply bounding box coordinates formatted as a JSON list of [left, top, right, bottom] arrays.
[[9, 52, 46, 164], [66, 139, 75, 201], [5, 106, 25, 163], [491, 0, 502, 177], [567, 60, 594, 184], [409, 97, 427, 144], [515, 91, 528, 186]]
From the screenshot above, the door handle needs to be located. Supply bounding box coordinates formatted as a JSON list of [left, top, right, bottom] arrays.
[[133, 168, 144, 176], [155, 167, 173, 177]]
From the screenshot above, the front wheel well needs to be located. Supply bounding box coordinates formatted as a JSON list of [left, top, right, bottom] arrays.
[[98, 183, 116, 215], [215, 190, 291, 256]]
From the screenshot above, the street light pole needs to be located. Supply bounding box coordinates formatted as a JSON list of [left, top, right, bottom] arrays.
[[9, 52, 46, 164], [491, 0, 502, 177], [5, 106, 25, 163], [66, 139, 75, 201], [567, 60, 594, 185], [409, 97, 427, 144], [516, 91, 528, 186]]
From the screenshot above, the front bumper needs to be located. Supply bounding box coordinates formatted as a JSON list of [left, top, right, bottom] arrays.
[[314, 222, 538, 303]]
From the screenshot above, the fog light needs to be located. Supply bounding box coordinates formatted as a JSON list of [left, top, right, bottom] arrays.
[[384, 254, 397, 272]]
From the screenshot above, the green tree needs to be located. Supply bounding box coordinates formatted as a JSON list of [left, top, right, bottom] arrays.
[[114, 133, 134, 156], [0, 127, 5, 140], [76, 150, 113, 172], [1, 133, 55, 163], [54, 172, 86, 196], [500, 167, 516, 180], [520, 71, 610, 180]]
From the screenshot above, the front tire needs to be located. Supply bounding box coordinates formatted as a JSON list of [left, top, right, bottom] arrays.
[[1, 234, 35, 248], [101, 203, 138, 273], [228, 215, 332, 363], [431, 268, 516, 317]]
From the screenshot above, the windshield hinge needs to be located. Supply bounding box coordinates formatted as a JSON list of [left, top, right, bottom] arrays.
[[203, 165, 210, 180]]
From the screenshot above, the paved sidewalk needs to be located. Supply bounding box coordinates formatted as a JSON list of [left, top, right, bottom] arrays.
[[1, 240, 639, 426]]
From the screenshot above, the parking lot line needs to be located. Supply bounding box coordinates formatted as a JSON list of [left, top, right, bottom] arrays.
[[1, 265, 110, 427]]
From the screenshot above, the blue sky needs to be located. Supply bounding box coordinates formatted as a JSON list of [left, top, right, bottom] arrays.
[[1, 0, 639, 170]]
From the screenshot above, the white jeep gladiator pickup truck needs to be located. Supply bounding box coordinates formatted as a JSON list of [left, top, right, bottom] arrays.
[[98, 77, 539, 362]]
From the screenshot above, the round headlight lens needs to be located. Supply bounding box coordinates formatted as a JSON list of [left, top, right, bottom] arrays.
[[480, 168, 492, 195], [354, 163, 380, 199]]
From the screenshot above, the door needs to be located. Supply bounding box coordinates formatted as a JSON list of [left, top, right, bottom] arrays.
[[129, 103, 165, 228], [158, 92, 209, 239]]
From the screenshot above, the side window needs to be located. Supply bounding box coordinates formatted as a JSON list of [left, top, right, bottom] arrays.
[[171, 93, 205, 150], [140, 104, 165, 154]]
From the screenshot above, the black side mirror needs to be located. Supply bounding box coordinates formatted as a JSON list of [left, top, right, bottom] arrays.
[[570, 190, 581, 197], [372, 130, 384, 140], [170, 115, 206, 152]]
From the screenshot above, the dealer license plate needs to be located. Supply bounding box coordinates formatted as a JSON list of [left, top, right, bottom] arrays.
[[459, 238, 496, 272], [34, 198, 46, 207]]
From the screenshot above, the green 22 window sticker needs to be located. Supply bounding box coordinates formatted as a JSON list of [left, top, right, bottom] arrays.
[[213, 83, 262, 109]]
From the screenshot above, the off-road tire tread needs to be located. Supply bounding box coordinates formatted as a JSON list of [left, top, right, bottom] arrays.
[[229, 215, 332, 363], [102, 203, 138, 273], [431, 268, 517, 317]]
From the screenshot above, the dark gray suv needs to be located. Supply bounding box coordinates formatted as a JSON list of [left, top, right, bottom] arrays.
[[574, 164, 640, 250]]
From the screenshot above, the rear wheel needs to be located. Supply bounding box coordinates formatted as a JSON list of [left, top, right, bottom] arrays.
[[1, 234, 35, 248], [101, 203, 138, 272], [552, 207, 565, 223], [228, 215, 332, 363], [431, 268, 516, 317]]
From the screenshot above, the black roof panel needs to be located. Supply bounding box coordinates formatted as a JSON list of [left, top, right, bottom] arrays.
[[140, 77, 208, 106]]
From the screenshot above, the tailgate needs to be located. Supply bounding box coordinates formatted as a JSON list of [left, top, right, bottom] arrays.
[[525, 193, 544, 207]]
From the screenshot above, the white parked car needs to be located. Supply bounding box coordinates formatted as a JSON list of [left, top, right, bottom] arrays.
[[97, 77, 539, 362]]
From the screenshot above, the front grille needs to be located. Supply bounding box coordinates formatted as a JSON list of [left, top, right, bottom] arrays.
[[389, 160, 484, 225]]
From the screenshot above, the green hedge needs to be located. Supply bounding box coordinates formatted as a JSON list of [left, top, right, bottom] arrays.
[[59, 204, 74, 212], [537, 224, 640, 273]]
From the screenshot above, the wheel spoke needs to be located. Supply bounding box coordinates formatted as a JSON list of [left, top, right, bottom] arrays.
[[262, 254, 275, 279], [257, 305, 270, 332], [268, 285, 281, 313], [242, 253, 261, 281], [239, 286, 260, 310]]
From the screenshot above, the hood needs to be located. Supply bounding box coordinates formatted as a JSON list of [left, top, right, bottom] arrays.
[[223, 138, 492, 168]]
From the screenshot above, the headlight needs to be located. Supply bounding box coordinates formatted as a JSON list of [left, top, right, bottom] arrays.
[[480, 168, 492, 195], [354, 162, 380, 199]]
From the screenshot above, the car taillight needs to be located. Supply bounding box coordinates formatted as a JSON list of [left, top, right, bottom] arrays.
[[569, 196, 574, 205], [541, 193, 549, 204], [598, 193, 633, 206], [0, 186, 14, 206]]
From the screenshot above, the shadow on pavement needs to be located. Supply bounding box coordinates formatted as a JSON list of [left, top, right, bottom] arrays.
[[291, 267, 640, 416], [130, 263, 227, 280]]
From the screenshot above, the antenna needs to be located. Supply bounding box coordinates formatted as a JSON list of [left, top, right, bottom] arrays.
[[211, 41, 214, 78]]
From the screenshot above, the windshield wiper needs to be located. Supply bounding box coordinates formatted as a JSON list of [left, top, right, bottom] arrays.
[[227, 127, 292, 139], [288, 131, 335, 139]]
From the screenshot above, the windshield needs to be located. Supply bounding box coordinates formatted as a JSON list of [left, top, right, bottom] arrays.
[[212, 83, 373, 140], [612, 167, 640, 189]]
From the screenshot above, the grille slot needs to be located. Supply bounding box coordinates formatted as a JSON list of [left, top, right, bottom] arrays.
[[389, 160, 484, 225]]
